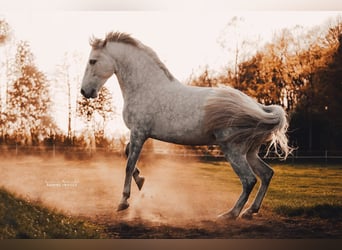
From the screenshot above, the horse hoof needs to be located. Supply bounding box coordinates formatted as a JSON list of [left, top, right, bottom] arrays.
[[217, 212, 237, 221], [117, 202, 129, 211], [136, 176, 145, 190], [241, 212, 253, 220]]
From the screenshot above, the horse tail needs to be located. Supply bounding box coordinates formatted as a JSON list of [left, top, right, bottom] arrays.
[[204, 88, 291, 159], [260, 104, 290, 159]]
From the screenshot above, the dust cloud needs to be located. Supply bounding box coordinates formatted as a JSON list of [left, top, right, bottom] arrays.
[[0, 154, 240, 226]]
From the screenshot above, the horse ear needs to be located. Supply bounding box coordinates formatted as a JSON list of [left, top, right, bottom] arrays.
[[89, 36, 106, 49], [89, 35, 96, 46]]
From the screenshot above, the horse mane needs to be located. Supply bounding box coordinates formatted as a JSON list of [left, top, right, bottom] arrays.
[[90, 31, 174, 81]]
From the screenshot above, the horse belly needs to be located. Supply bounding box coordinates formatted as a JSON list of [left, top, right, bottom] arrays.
[[151, 130, 213, 145], [150, 106, 213, 145], [151, 126, 212, 145]]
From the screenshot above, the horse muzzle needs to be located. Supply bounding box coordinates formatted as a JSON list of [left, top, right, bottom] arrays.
[[81, 88, 97, 99]]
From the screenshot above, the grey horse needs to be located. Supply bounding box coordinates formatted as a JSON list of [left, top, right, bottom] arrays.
[[81, 32, 290, 220]]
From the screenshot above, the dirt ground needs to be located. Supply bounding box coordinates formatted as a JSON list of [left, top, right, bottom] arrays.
[[0, 155, 341, 238]]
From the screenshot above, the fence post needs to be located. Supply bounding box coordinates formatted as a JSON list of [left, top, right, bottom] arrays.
[[292, 152, 294, 165], [325, 150, 328, 165]]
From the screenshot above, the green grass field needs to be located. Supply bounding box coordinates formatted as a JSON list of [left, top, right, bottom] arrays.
[[265, 164, 342, 219], [0, 188, 103, 239], [201, 163, 342, 219], [195, 161, 342, 218]]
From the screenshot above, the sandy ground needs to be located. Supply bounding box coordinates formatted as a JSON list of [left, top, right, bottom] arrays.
[[0, 155, 237, 223], [0, 155, 341, 238]]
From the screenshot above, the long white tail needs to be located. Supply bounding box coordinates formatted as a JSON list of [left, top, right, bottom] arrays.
[[204, 87, 291, 159], [261, 105, 290, 158]]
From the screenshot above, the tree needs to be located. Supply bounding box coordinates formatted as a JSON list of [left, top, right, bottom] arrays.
[[288, 22, 341, 151], [95, 86, 116, 134], [192, 16, 342, 153], [6, 41, 56, 145], [228, 29, 295, 108], [0, 19, 11, 142], [0, 19, 10, 44], [324, 33, 342, 150], [217, 16, 261, 88], [54, 52, 84, 142], [76, 86, 115, 146], [188, 66, 217, 87], [293, 26, 342, 151], [55, 60, 72, 140]]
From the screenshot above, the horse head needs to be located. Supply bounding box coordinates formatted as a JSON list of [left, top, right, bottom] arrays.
[[81, 42, 115, 99]]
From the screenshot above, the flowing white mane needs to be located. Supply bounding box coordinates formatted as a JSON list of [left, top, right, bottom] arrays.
[[90, 32, 174, 81]]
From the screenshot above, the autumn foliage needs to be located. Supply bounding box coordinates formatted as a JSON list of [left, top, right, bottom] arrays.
[[189, 17, 342, 153]]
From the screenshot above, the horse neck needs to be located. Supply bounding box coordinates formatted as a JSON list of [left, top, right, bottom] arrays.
[[107, 42, 173, 99]]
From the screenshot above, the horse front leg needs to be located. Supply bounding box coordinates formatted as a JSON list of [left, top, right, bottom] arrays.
[[117, 132, 146, 211], [125, 142, 145, 190]]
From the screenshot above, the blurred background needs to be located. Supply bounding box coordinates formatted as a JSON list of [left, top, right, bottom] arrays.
[[0, 1, 341, 162]]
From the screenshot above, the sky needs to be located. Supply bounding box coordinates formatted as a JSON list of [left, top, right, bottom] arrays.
[[0, 0, 341, 135], [2, 11, 340, 81]]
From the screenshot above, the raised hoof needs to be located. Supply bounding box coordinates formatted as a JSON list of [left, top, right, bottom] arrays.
[[117, 202, 129, 211], [217, 211, 238, 221], [136, 176, 145, 191]]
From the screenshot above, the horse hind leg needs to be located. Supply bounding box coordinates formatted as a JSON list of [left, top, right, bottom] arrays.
[[125, 142, 145, 190], [241, 146, 274, 219], [218, 143, 257, 220]]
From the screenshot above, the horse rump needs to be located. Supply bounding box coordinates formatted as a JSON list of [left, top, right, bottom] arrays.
[[203, 87, 290, 158]]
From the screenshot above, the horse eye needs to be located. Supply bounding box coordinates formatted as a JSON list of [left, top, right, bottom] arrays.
[[89, 59, 97, 65]]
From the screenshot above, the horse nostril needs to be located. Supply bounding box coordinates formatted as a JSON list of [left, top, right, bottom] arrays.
[[81, 88, 96, 98]]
